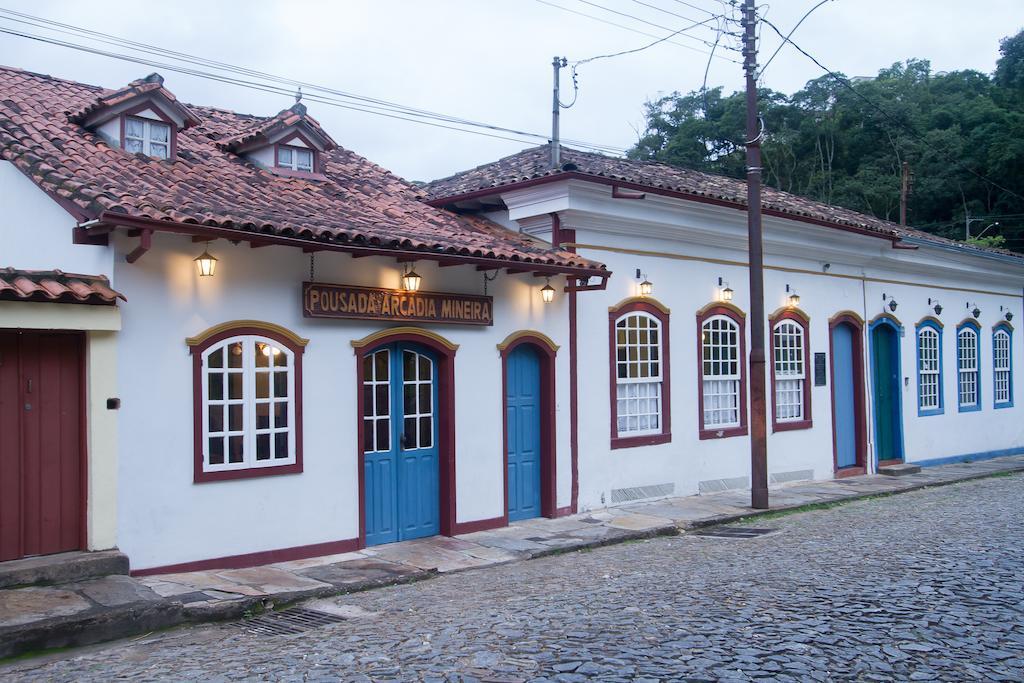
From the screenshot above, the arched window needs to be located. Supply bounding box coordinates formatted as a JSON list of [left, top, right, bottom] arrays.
[[916, 319, 943, 416], [770, 311, 811, 431], [957, 321, 981, 412], [698, 305, 747, 439], [609, 299, 671, 448], [188, 322, 306, 482], [994, 324, 1013, 408]]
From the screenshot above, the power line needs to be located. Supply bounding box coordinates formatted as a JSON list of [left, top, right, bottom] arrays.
[[669, 0, 723, 16], [758, 15, 1024, 204], [533, 0, 741, 63], [0, 8, 629, 155], [575, 0, 734, 50], [627, 0, 726, 34], [759, 0, 834, 77]]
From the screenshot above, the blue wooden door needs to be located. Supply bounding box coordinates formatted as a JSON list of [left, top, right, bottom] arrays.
[[506, 345, 542, 521], [832, 323, 858, 469], [363, 344, 439, 546]]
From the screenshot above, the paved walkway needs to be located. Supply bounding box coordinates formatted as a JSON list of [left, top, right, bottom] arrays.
[[4, 469, 1023, 681], [1, 454, 1023, 659]]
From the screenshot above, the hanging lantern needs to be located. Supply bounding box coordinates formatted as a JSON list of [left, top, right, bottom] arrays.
[[1007, 311, 1014, 322], [194, 244, 218, 277], [888, 298, 898, 313], [402, 265, 422, 292], [722, 285, 734, 302], [972, 305, 981, 319], [639, 278, 653, 297], [541, 279, 556, 304]]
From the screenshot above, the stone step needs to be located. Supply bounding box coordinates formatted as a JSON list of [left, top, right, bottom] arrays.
[[878, 463, 922, 477], [0, 550, 129, 589]]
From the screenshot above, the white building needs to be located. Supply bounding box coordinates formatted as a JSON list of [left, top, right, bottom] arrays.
[[0, 67, 1020, 574]]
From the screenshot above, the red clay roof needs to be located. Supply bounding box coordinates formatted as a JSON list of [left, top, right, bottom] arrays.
[[220, 102, 337, 152], [0, 268, 125, 304], [0, 67, 604, 275], [68, 72, 201, 128], [423, 145, 1023, 261]]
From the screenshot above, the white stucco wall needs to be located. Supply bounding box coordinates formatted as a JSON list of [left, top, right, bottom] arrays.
[[112, 232, 572, 570]]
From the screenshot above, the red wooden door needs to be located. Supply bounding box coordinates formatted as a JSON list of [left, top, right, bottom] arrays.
[[0, 331, 83, 562]]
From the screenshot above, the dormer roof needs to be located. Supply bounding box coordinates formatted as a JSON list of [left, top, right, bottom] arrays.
[[220, 102, 337, 154], [68, 72, 201, 130]]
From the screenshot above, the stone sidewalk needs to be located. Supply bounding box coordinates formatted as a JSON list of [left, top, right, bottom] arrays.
[[2, 454, 1023, 659]]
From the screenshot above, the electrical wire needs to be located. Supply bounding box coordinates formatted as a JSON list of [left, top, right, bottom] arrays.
[[533, 0, 740, 63], [759, 0, 833, 77], [759, 16, 1024, 203], [575, 0, 734, 50], [669, 0, 723, 16], [0, 13, 630, 155]]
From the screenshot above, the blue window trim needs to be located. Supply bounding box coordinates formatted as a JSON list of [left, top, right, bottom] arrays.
[[868, 315, 905, 464], [956, 319, 982, 413], [993, 322, 1013, 409], [915, 319, 944, 417]]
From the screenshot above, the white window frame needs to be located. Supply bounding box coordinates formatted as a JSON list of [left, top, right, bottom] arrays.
[[277, 143, 315, 172], [401, 350, 435, 450], [772, 319, 806, 423], [362, 348, 392, 454], [201, 334, 297, 473], [614, 311, 664, 437], [994, 328, 1011, 406], [124, 115, 171, 159], [702, 314, 741, 430], [957, 326, 980, 409], [917, 326, 941, 413]]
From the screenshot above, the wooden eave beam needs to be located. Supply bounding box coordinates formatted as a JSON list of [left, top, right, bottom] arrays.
[[125, 228, 152, 264]]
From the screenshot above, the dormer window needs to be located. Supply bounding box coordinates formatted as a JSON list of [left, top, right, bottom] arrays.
[[277, 144, 314, 172], [125, 116, 171, 159]]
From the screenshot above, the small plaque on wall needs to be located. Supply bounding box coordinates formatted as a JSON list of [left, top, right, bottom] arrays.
[[814, 352, 827, 386]]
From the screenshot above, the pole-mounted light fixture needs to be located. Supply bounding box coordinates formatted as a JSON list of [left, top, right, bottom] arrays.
[[718, 277, 733, 303], [194, 242, 218, 277], [786, 284, 800, 308], [929, 298, 942, 316], [541, 278, 555, 303], [402, 264, 422, 292]]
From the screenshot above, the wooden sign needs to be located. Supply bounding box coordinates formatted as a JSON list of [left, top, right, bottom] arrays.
[[303, 282, 494, 326]]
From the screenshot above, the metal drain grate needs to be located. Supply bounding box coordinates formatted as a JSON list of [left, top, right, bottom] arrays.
[[690, 527, 776, 539], [232, 608, 347, 636]]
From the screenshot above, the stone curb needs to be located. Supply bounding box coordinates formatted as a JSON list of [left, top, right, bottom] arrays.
[[3, 460, 1021, 661]]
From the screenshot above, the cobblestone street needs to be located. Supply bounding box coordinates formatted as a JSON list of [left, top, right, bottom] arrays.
[[3, 474, 1022, 682]]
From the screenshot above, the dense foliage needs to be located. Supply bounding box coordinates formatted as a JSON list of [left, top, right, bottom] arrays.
[[629, 31, 1024, 252]]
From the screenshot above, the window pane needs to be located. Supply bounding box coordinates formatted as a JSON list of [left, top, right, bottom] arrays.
[[403, 351, 416, 381], [363, 420, 374, 453], [208, 372, 223, 401], [229, 404, 243, 431], [125, 138, 144, 154], [362, 384, 372, 415], [375, 385, 389, 416], [256, 373, 270, 399], [126, 118, 145, 137], [150, 143, 169, 160], [274, 371, 288, 398], [228, 342, 243, 367], [149, 122, 170, 143], [296, 148, 313, 171], [256, 402, 270, 429], [404, 417, 416, 448], [419, 355, 431, 381], [419, 384, 431, 414], [376, 419, 390, 452], [208, 437, 224, 465], [208, 348, 223, 368], [419, 416, 432, 448], [274, 401, 288, 428], [256, 343, 271, 368], [404, 384, 416, 415], [274, 432, 289, 459], [228, 435, 244, 463], [256, 434, 270, 461], [375, 350, 389, 380], [208, 405, 223, 433], [278, 147, 293, 165], [228, 373, 243, 400]]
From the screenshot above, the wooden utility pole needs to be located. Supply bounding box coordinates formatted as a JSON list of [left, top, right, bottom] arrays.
[[743, 0, 768, 510]]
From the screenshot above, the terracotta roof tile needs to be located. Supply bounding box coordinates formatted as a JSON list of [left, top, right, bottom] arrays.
[[0, 267, 125, 304], [0, 67, 604, 275], [423, 145, 1023, 261]]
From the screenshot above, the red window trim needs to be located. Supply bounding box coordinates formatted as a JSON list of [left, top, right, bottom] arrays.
[[768, 309, 813, 432], [119, 103, 178, 160], [272, 132, 323, 179], [189, 324, 305, 483], [608, 299, 672, 450], [697, 303, 748, 440]]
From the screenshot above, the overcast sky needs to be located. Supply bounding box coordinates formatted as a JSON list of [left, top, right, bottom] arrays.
[[0, 1, 1019, 182]]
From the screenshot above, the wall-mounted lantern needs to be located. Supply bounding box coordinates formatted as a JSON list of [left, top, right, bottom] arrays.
[[882, 293, 898, 312], [635, 269, 653, 297], [969, 302, 981, 319], [929, 298, 942, 316], [540, 278, 555, 304], [718, 277, 733, 303], [402, 264, 422, 292], [786, 284, 800, 308], [194, 243, 218, 277], [1002, 305, 1014, 322]]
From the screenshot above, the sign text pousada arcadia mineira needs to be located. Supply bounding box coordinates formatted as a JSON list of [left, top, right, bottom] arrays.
[[302, 282, 494, 326]]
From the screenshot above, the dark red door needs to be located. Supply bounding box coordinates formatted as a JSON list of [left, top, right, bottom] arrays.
[[0, 331, 84, 562]]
